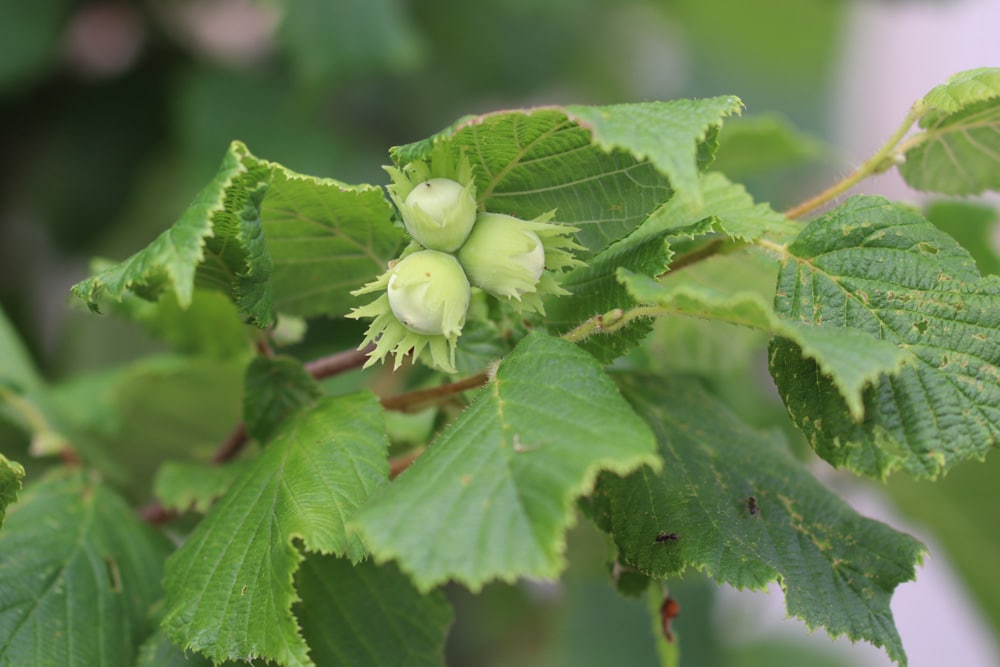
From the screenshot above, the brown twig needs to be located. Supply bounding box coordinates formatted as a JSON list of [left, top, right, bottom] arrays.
[[660, 237, 727, 276], [389, 447, 426, 479], [138, 500, 178, 525], [210, 423, 249, 465], [304, 344, 375, 380], [380, 371, 490, 413]]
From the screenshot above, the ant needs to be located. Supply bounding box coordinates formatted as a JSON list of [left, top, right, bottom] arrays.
[[654, 532, 679, 543]]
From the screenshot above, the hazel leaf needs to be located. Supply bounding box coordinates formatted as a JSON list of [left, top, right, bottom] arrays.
[[353, 332, 659, 592], [161, 393, 389, 667], [769, 195, 1000, 479], [591, 375, 924, 666]]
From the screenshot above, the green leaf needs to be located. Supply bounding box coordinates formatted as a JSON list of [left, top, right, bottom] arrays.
[[261, 165, 403, 318], [0, 453, 25, 529], [153, 459, 253, 514], [0, 307, 66, 454], [545, 219, 712, 364], [900, 67, 1000, 195], [620, 263, 909, 421], [0, 305, 42, 394], [0, 471, 170, 666], [354, 332, 659, 592], [924, 199, 1000, 276], [769, 196, 1000, 478], [639, 251, 776, 379], [390, 98, 742, 254], [565, 98, 743, 208], [545, 171, 789, 363], [162, 393, 389, 666], [243, 355, 323, 444], [593, 375, 924, 666], [639, 171, 796, 243], [713, 113, 830, 177], [918, 67, 1000, 118], [295, 555, 453, 667], [72, 141, 275, 326]]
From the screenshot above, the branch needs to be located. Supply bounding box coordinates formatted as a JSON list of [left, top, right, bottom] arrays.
[[380, 372, 489, 413], [783, 104, 922, 220], [304, 344, 374, 380]]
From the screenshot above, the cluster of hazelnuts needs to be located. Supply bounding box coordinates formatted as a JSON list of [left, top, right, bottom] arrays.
[[348, 153, 581, 373]]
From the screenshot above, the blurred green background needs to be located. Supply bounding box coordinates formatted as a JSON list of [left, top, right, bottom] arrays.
[[1, 1, 998, 665]]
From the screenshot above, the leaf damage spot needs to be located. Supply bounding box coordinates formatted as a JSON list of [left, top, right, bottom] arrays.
[[104, 556, 122, 593]]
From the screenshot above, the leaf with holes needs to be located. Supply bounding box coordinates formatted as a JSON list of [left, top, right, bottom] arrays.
[[353, 332, 659, 591], [161, 393, 389, 666], [769, 196, 1000, 479], [590, 375, 924, 666]]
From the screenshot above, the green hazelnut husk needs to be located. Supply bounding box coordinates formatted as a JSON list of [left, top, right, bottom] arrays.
[[347, 246, 471, 373]]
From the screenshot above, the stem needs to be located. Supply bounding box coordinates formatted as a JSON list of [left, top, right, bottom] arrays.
[[561, 305, 664, 344], [380, 372, 489, 413], [783, 105, 923, 220], [390, 447, 426, 478], [210, 423, 248, 465], [661, 237, 728, 276], [139, 501, 177, 525], [304, 344, 374, 380]]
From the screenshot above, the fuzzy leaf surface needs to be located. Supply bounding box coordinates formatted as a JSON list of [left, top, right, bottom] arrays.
[[261, 165, 403, 317], [72, 141, 274, 325], [295, 555, 452, 667], [161, 393, 389, 667], [591, 376, 924, 665], [620, 267, 908, 421], [71, 144, 402, 327], [638, 171, 795, 243], [0, 454, 25, 529], [354, 332, 659, 591], [918, 67, 1000, 118], [769, 196, 1000, 478], [901, 67, 1000, 195], [153, 459, 253, 514], [243, 355, 323, 444], [545, 171, 787, 363], [0, 472, 170, 667], [390, 98, 741, 254], [544, 218, 714, 364]]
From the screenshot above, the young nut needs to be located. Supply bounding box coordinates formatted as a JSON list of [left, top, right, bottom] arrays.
[[400, 177, 477, 252], [387, 249, 471, 337], [458, 212, 546, 300]]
